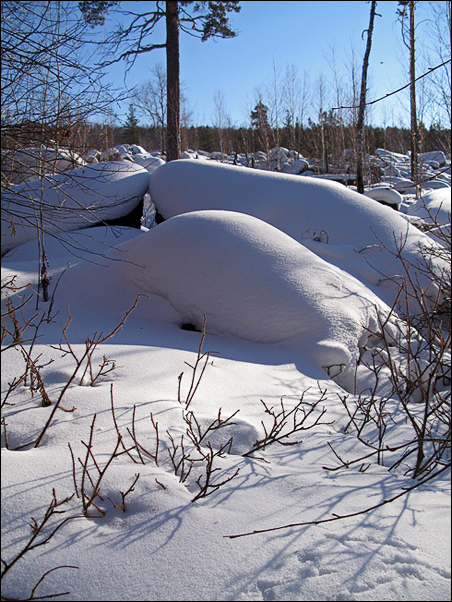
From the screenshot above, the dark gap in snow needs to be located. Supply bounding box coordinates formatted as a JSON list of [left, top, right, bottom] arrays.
[[180, 322, 201, 332]]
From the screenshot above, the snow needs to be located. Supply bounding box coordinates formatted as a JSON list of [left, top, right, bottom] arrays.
[[1, 147, 451, 602], [149, 159, 448, 313], [363, 186, 403, 207], [2, 147, 86, 185], [1, 161, 151, 256], [406, 188, 451, 227]]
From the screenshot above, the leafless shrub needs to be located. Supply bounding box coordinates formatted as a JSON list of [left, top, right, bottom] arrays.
[[166, 431, 194, 485], [191, 441, 240, 502], [108, 473, 141, 513], [339, 215, 450, 479], [183, 407, 240, 452], [243, 386, 332, 458], [109, 384, 160, 465], [69, 413, 138, 518], [178, 314, 218, 408], [51, 294, 144, 387], [0, 488, 80, 600]]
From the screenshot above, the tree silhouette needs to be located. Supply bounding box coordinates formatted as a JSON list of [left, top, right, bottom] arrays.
[[250, 100, 271, 157]]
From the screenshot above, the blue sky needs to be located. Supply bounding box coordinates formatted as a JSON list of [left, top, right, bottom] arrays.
[[95, 1, 447, 128]]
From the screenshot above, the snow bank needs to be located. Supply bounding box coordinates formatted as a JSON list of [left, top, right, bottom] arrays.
[[2, 147, 86, 185], [149, 159, 444, 309], [1, 161, 150, 256], [64, 210, 394, 390], [407, 187, 451, 227]]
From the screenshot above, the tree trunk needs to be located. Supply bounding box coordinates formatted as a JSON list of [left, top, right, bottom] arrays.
[[409, 0, 419, 194], [356, 0, 377, 194], [166, 1, 181, 162]]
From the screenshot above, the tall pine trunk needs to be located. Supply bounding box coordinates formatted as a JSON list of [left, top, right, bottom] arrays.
[[356, 0, 377, 194], [166, 1, 181, 162], [409, 0, 419, 194]]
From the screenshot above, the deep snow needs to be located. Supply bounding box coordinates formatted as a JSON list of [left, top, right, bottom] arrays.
[[1, 149, 451, 602]]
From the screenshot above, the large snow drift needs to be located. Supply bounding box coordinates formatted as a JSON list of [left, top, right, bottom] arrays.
[[149, 160, 445, 308], [1, 161, 150, 256], [58, 210, 395, 390]]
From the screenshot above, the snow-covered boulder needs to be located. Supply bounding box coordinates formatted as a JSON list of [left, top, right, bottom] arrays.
[[421, 151, 447, 168], [1, 161, 150, 256], [269, 147, 289, 162], [363, 186, 403, 209], [406, 188, 451, 228], [100, 147, 121, 162], [132, 154, 165, 174], [61, 210, 395, 391], [283, 157, 309, 175], [149, 159, 445, 310], [2, 147, 85, 185], [375, 148, 410, 164], [130, 145, 148, 155], [83, 149, 101, 164]]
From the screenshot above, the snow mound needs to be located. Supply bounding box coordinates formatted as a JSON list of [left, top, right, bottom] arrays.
[[2, 146, 86, 184], [1, 161, 150, 256], [364, 186, 403, 207], [111, 210, 394, 388], [149, 159, 445, 308], [407, 187, 451, 227]]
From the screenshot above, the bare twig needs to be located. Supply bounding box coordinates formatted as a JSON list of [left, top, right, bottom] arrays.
[[225, 463, 450, 539]]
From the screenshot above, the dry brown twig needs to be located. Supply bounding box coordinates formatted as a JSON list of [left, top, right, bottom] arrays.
[[1, 488, 81, 600], [243, 386, 332, 458]]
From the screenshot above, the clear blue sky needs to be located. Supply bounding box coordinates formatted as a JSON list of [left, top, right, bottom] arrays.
[[94, 1, 448, 128]]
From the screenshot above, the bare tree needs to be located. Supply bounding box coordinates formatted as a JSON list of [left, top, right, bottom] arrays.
[[212, 90, 231, 157], [312, 75, 330, 174], [267, 61, 283, 169], [356, 1, 378, 193], [1, 1, 132, 301], [423, 0, 451, 128], [135, 64, 167, 152], [1, 1, 122, 185], [398, 0, 420, 192]]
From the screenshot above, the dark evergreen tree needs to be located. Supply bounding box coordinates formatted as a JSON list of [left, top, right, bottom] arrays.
[[250, 100, 271, 155], [123, 103, 140, 145], [79, 1, 241, 161]]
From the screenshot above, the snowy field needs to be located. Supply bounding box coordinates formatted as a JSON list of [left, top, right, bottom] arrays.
[[1, 147, 451, 601]]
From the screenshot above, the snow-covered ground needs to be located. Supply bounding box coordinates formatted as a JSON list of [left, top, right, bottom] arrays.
[[1, 147, 450, 601]]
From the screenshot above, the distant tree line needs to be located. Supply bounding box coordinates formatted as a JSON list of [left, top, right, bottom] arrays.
[[105, 115, 451, 170]]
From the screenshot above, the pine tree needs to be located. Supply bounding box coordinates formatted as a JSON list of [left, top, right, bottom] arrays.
[[250, 100, 271, 155], [123, 103, 140, 145], [79, 1, 241, 161]]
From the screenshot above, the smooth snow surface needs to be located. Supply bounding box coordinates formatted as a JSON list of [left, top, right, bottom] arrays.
[[407, 187, 451, 226], [149, 160, 445, 309], [109, 210, 395, 389]]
